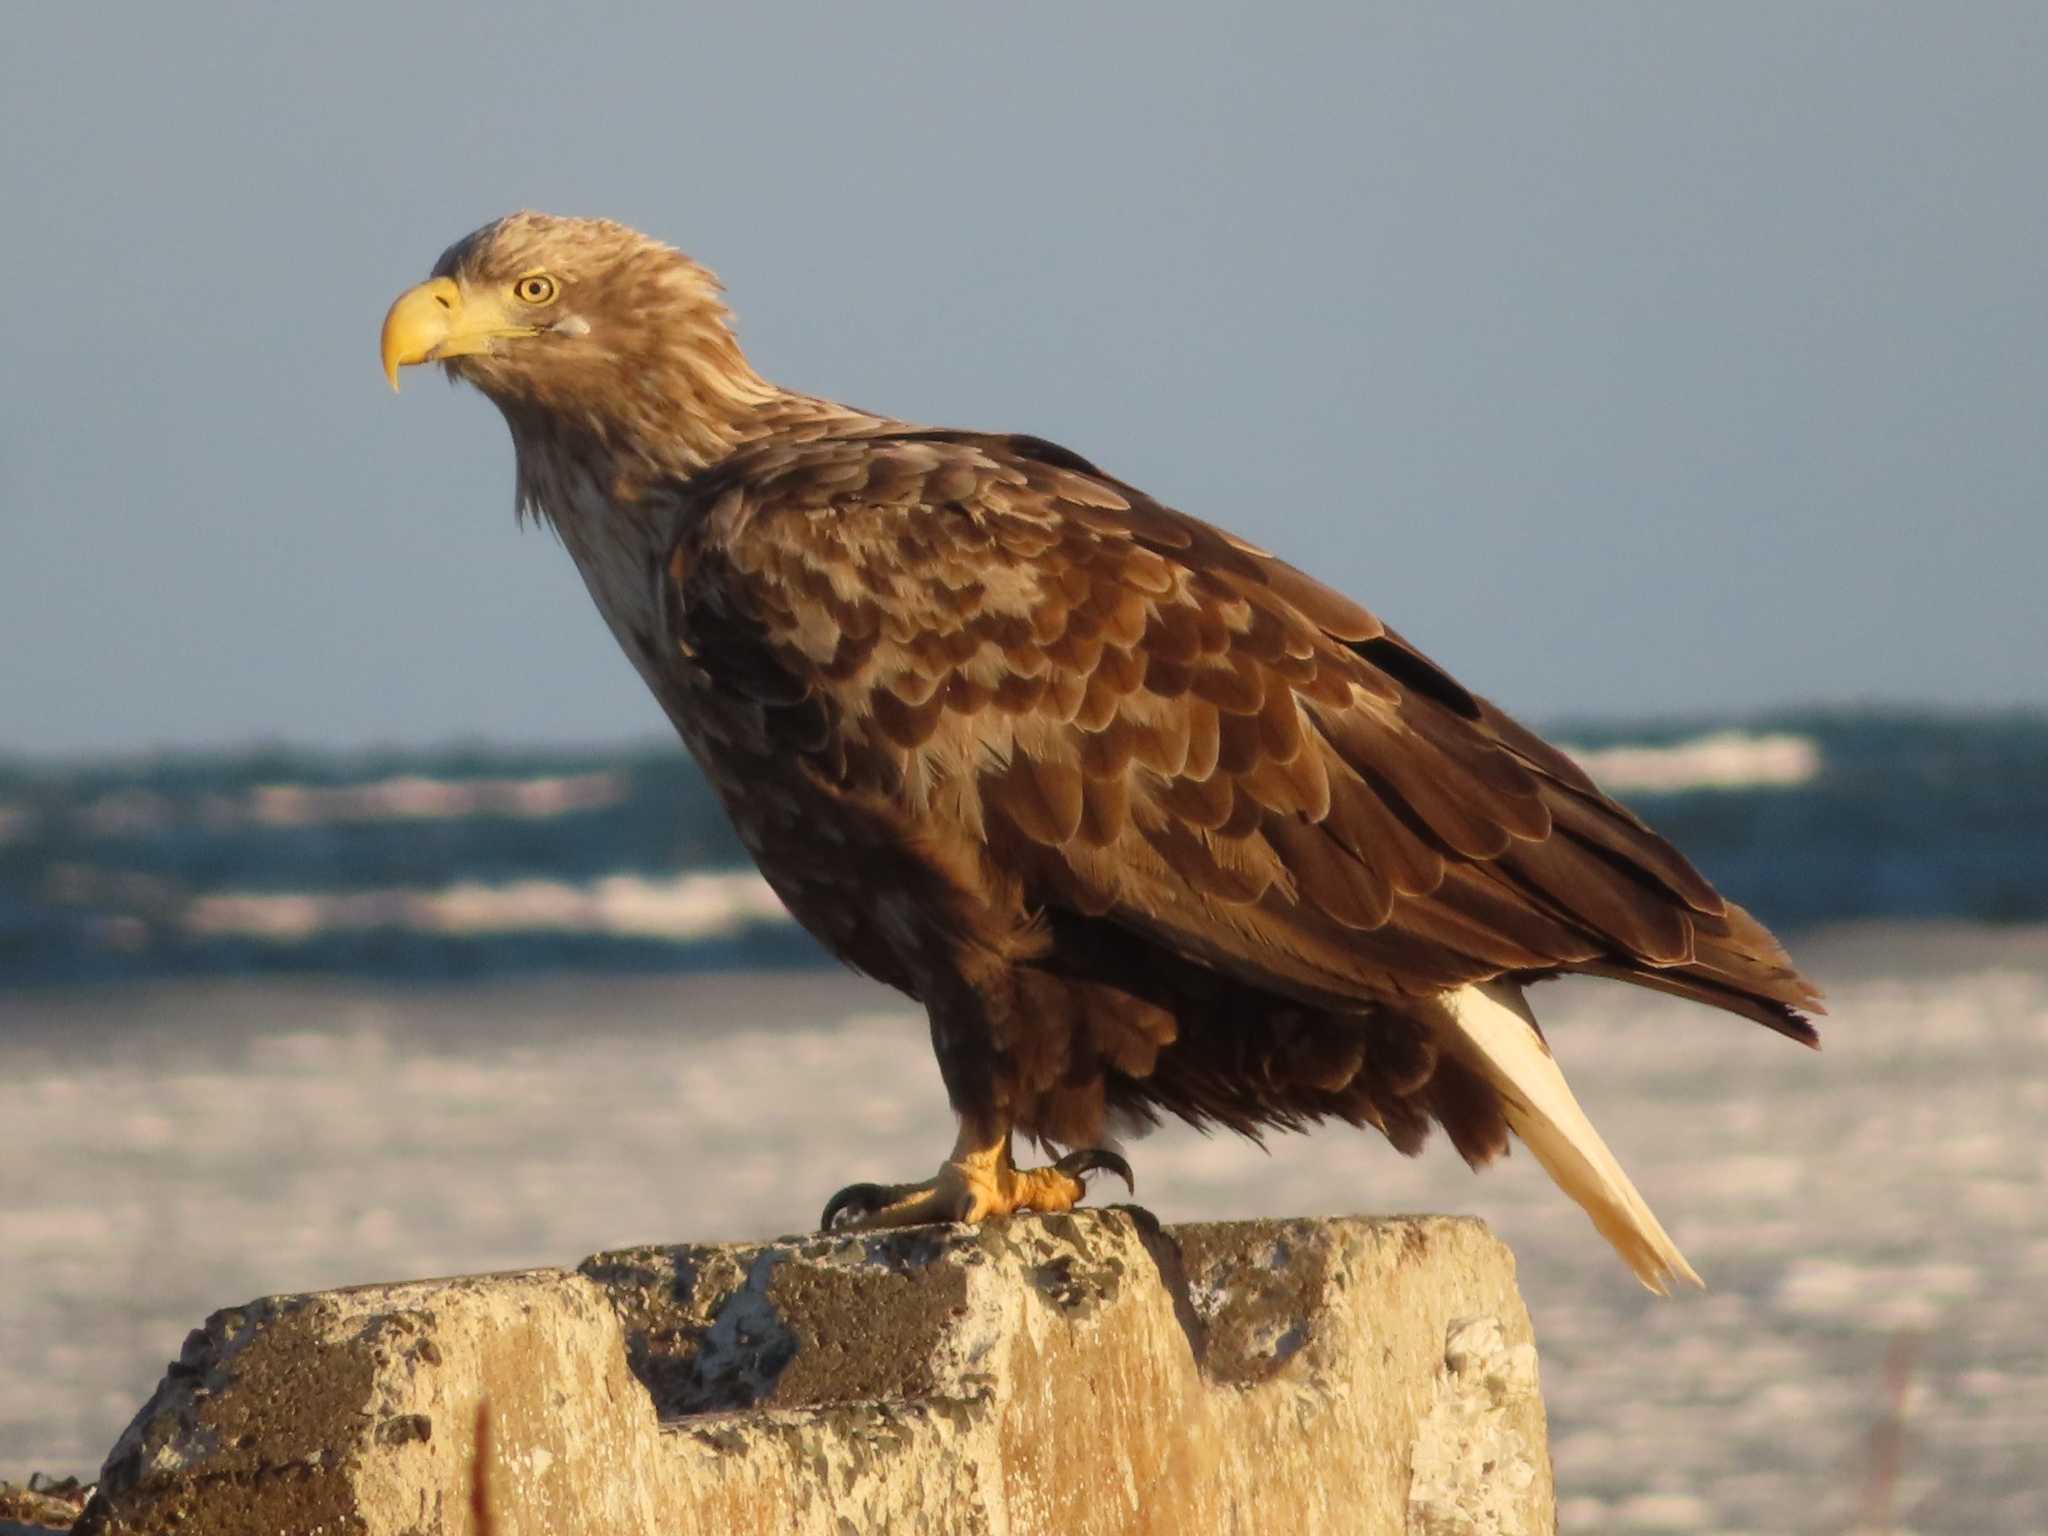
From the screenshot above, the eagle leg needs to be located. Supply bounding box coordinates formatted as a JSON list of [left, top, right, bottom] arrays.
[[819, 1121, 1132, 1231]]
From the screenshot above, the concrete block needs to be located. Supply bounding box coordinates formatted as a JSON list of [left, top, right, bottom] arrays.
[[77, 1211, 1553, 1535]]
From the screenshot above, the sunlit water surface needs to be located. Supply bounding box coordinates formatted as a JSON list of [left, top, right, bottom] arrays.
[[5, 924, 2044, 1532]]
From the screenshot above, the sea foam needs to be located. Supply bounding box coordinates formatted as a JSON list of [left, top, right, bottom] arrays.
[[182, 870, 789, 943], [1561, 730, 1822, 793]]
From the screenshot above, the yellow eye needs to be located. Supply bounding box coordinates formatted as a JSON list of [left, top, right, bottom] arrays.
[[513, 273, 558, 305]]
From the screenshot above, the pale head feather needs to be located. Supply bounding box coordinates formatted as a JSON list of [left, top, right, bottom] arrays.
[[431, 211, 791, 493]]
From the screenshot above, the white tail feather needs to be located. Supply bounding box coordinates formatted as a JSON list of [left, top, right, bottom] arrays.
[[1440, 981, 1702, 1294]]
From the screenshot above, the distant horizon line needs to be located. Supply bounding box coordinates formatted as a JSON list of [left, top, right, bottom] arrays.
[[3, 699, 2044, 771]]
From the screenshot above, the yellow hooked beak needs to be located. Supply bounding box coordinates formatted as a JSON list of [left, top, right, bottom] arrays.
[[380, 276, 535, 390]]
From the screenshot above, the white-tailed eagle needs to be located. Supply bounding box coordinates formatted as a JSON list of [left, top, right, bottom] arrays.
[[381, 213, 1822, 1291]]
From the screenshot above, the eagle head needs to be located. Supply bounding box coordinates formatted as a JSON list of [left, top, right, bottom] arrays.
[[380, 212, 770, 464]]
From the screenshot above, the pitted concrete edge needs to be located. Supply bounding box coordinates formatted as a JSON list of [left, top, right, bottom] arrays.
[[78, 1212, 1554, 1536]]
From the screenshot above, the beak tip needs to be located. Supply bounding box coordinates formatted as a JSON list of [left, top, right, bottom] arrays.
[[382, 274, 464, 396]]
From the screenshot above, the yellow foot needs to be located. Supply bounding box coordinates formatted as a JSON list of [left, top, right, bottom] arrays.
[[820, 1141, 1133, 1232]]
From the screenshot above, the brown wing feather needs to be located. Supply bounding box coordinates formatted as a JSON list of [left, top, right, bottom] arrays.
[[658, 428, 1821, 1040]]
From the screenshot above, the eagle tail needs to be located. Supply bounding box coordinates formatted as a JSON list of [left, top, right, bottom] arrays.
[[1439, 981, 1702, 1294]]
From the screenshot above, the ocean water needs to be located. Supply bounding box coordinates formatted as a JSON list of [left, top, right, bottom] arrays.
[[4, 710, 2047, 1530], [4, 932, 2045, 1531], [5, 709, 2047, 987]]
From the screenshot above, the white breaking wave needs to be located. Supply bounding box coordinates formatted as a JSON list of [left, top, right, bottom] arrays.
[[229, 772, 629, 827], [1561, 730, 1822, 794], [182, 870, 791, 943], [68, 772, 629, 839]]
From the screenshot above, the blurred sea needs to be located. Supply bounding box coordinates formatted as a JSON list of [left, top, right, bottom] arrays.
[[5, 709, 2047, 987], [5, 708, 2047, 1530]]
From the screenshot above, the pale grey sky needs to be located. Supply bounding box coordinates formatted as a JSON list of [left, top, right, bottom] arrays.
[[3, 3, 2042, 754]]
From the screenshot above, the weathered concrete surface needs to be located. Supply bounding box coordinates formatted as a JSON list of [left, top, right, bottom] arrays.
[[77, 1211, 1552, 1535], [0, 1475, 91, 1534]]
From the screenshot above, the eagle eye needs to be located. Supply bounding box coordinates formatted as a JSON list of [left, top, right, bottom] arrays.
[[513, 274, 559, 305]]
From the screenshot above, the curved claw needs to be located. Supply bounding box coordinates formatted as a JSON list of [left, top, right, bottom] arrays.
[[820, 1182, 894, 1231], [1053, 1147, 1135, 1196]]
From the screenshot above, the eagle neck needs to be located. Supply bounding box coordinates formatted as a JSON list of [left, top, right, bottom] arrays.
[[506, 390, 884, 541]]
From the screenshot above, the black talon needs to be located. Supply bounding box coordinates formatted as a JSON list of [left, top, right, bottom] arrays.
[[820, 1182, 893, 1231], [1053, 1148, 1134, 1196]]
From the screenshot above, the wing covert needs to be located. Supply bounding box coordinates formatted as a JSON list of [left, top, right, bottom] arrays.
[[654, 429, 1818, 1028]]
